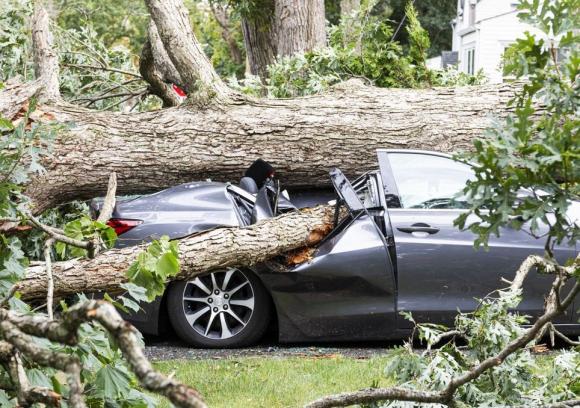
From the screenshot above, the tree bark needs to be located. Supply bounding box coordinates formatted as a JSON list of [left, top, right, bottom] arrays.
[[145, 20, 184, 88], [241, 0, 325, 78], [139, 38, 182, 108], [242, 15, 277, 78], [14, 80, 517, 213], [144, 0, 234, 103], [31, 0, 60, 102], [274, 0, 326, 56], [17, 206, 335, 300]]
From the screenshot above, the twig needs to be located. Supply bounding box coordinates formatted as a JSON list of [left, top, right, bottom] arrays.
[[26, 213, 90, 250], [548, 323, 580, 346], [44, 238, 55, 320], [7, 349, 60, 407], [101, 90, 148, 111], [0, 320, 84, 407], [63, 63, 142, 78], [425, 330, 462, 352], [71, 91, 146, 104], [90, 173, 117, 256], [26, 214, 93, 250]]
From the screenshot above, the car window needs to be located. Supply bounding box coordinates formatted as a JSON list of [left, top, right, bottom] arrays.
[[388, 153, 474, 209]]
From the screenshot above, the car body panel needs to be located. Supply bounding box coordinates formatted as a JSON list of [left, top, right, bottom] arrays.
[[112, 182, 240, 248], [258, 212, 397, 342], [389, 208, 575, 327]]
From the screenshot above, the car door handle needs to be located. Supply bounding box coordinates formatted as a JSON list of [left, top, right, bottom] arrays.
[[397, 223, 440, 234]]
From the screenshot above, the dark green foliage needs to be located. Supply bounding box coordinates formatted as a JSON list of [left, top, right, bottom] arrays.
[[0, 0, 33, 81], [230, 1, 483, 97], [386, 0, 457, 57], [56, 0, 149, 54]]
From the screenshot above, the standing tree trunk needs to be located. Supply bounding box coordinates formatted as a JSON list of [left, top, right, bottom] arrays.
[[242, 15, 277, 78], [32, 0, 60, 101], [241, 0, 326, 79], [274, 0, 326, 56]]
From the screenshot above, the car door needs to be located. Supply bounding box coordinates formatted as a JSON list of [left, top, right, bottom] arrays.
[[257, 169, 398, 341], [377, 149, 576, 328]]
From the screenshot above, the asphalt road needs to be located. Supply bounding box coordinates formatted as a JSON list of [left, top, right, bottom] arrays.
[[143, 334, 404, 361]]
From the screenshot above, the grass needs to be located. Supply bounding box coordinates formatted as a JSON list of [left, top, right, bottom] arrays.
[[153, 355, 394, 408]]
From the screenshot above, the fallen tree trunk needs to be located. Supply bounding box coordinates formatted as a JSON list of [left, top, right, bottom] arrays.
[[0, 80, 518, 214], [17, 206, 334, 300]]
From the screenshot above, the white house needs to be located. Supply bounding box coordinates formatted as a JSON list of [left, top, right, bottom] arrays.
[[450, 0, 548, 83]]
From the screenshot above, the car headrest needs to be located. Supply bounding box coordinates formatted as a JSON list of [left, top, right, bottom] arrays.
[[245, 159, 275, 188], [239, 177, 258, 194]]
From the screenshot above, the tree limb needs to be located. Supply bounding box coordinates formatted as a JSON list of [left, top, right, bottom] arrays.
[[139, 33, 182, 107], [0, 301, 208, 408], [144, 0, 235, 104], [16, 205, 335, 300], [0, 319, 86, 407], [6, 349, 61, 407], [306, 258, 580, 408], [31, 0, 60, 102], [26, 212, 91, 250]]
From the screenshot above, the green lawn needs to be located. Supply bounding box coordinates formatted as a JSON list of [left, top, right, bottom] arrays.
[[153, 355, 394, 408]]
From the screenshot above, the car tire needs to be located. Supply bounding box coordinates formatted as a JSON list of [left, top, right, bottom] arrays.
[[167, 268, 271, 348]]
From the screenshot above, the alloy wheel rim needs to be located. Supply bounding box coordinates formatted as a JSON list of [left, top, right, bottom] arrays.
[[181, 268, 255, 340]]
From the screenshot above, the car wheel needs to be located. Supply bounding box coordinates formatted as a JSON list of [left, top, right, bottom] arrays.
[[167, 268, 271, 348]]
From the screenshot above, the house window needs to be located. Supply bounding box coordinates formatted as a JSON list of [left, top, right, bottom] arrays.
[[465, 48, 475, 74]]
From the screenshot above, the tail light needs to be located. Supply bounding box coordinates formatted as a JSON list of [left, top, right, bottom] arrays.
[[106, 219, 142, 236]]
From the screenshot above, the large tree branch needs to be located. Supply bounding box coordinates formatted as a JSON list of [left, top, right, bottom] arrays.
[[144, 0, 235, 104], [16, 206, 335, 300], [5, 81, 520, 214], [31, 0, 60, 102], [139, 21, 183, 107]]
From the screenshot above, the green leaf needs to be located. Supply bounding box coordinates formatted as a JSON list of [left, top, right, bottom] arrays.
[[93, 364, 131, 399], [0, 390, 16, 407], [26, 368, 53, 388], [156, 252, 179, 279], [126, 235, 180, 301], [0, 117, 13, 131]]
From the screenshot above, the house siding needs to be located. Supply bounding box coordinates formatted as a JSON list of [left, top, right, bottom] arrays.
[[451, 0, 547, 83]]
